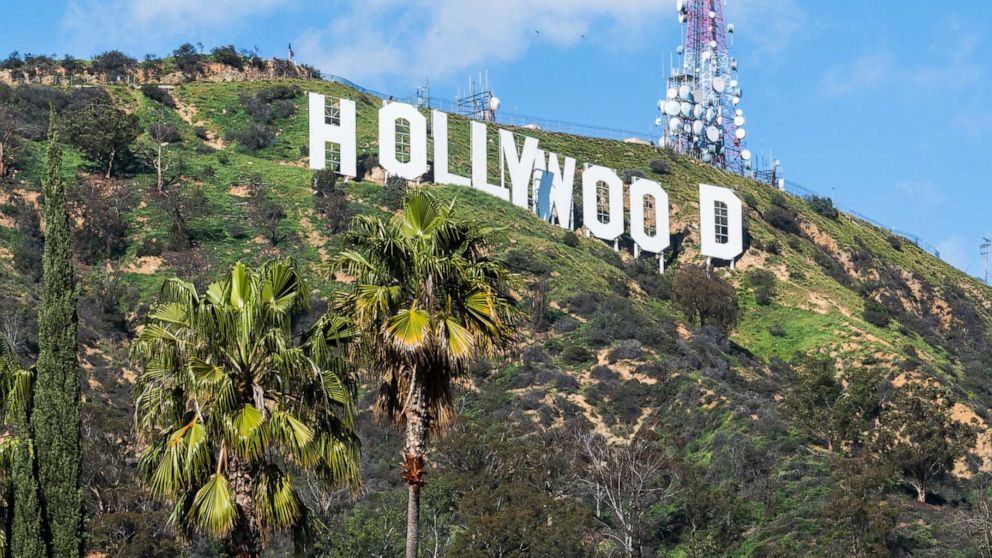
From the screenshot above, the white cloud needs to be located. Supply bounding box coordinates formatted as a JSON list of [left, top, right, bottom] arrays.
[[294, 0, 668, 87], [61, 0, 290, 55], [818, 51, 893, 97]]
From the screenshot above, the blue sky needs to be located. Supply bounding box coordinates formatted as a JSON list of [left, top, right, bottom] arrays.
[[4, 0, 991, 278]]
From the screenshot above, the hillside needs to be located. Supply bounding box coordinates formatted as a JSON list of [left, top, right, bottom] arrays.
[[1, 75, 991, 557]]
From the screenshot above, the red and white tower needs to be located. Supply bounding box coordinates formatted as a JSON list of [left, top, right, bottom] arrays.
[[658, 0, 752, 173]]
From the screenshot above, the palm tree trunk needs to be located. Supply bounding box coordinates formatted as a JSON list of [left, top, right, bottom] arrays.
[[226, 455, 262, 558], [403, 379, 429, 558]]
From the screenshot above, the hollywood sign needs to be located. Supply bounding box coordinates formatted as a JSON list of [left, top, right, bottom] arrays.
[[308, 92, 745, 270]]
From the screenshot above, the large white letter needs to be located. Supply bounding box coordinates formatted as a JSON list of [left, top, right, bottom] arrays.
[[582, 165, 624, 241], [432, 111, 470, 187], [471, 121, 509, 201], [499, 129, 540, 210], [533, 150, 576, 229], [630, 179, 670, 254], [378, 102, 428, 180], [699, 184, 744, 262], [308, 92, 356, 177]]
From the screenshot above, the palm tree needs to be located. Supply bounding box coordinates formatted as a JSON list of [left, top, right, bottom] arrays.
[[334, 189, 520, 558], [0, 336, 44, 558], [131, 260, 361, 557]]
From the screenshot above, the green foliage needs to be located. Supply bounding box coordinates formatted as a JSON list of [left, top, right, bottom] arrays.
[[132, 260, 361, 554], [649, 159, 670, 175], [210, 45, 244, 69], [90, 50, 136, 78], [334, 190, 520, 556], [65, 100, 140, 177], [381, 175, 408, 210], [863, 298, 891, 328], [172, 43, 201, 76], [32, 112, 83, 558], [809, 195, 840, 220], [672, 264, 740, 332], [765, 206, 802, 235], [748, 269, 776, 306], [875, 380, 977, 503]]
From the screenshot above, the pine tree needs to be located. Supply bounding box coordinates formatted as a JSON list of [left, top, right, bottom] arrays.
[[11, 437, 44, 558], [31, 110, 82, 558]]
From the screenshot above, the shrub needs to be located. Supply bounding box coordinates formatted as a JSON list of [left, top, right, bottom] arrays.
[[768, 323, 786, 337], [622, 168, 646, 184], [148, 120, 181, 143], [193, 126, 209, 141], [649, 159, 670, 175], [172, 43, 202, 76], [672, 264, 740, 332], [863, 299, 891, 328], [809, 195, 839, 220], [765, 240, 781, 255], [560, 345, 593, 366], [381, 175, 408, 210], [607, 340, 644, 363], [749, 269, 776, 306], [226, 123, 275, 152], [90, 50, 136, 78], [505, 250, 551, 276], [210, 45, 244, 69], [887, 235, 903, 251], [140, 84, 176, 107], [135, 237, 163, 258], [765, 206, 802, 235], [562, 230, 580, 247]]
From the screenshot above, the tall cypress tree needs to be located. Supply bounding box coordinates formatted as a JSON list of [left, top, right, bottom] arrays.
[[31, 110, 82, 558]]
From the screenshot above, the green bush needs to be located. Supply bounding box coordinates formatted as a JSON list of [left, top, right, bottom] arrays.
[[381, 175, 408, 210], [139, 85, 175, 108], [649, 159, 670, 175], [560, 345, 593, 366], [863, 299, 891, 328], [809, 196, 839, 220], [749, 269, 776, 306]]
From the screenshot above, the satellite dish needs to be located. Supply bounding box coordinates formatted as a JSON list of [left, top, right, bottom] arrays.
[[676, 0, 686, 12], [706, 126, 721, 142], [702, 51, 712, 62], [655, 117, 663, 127], [732, 96, 740, 105], [678, 85, 691, 100], [712, 77, 725, 93], [735, 108, 743, 117], [693, 104, 704, 118], [667, 87, 678, 100], [727, 23, 735, 33], [741, 149, 752, 161], [708, 10, 716, 19], [665, 100, 681, 116], [657, 100, 666, 112], [710, 40, 718, 49], [677, 46, 684, 55], [730, 79, 738, 88], [734, 115, 745, 127], [702, 152, 713, 163], [668, 117, 682, 131], [680, 102, 693, 117], [489, 97, 501, 111], [683, 122, 692, 134], [730, 60, 738, 71], [692, 120, 705, 135], [735, 128, 747, 139]]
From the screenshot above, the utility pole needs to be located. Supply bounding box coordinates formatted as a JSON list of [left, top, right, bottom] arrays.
[[981, 238, 991, 284]]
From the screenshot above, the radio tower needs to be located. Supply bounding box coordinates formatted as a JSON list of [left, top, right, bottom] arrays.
[[657, 0, 750, 173]]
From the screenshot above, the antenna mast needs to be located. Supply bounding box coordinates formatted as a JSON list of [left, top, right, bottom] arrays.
[[658, 0, 750, 173], [981, 237, 991, 284]]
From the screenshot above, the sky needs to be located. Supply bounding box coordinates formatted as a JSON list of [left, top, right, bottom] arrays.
[[3, 0, 991, 278]]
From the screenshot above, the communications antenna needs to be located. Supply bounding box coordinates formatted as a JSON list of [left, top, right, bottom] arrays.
[[657, 0, 749, 173], [456, 71, 500, 122], [981, 237, 991, 284]]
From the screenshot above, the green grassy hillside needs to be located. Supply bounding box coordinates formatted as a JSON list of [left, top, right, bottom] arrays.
[[1, 77, 991, 556]]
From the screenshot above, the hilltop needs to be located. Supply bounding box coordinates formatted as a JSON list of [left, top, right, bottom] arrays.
[[1, 73, 991, 556]]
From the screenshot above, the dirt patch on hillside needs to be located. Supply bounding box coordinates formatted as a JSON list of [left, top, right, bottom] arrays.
[[124, 256, 162, 275], [300, 210, 330, 263], [229, 184, 251, 197], [174, 98, 225, 150], [801, 221, 857, 277]]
